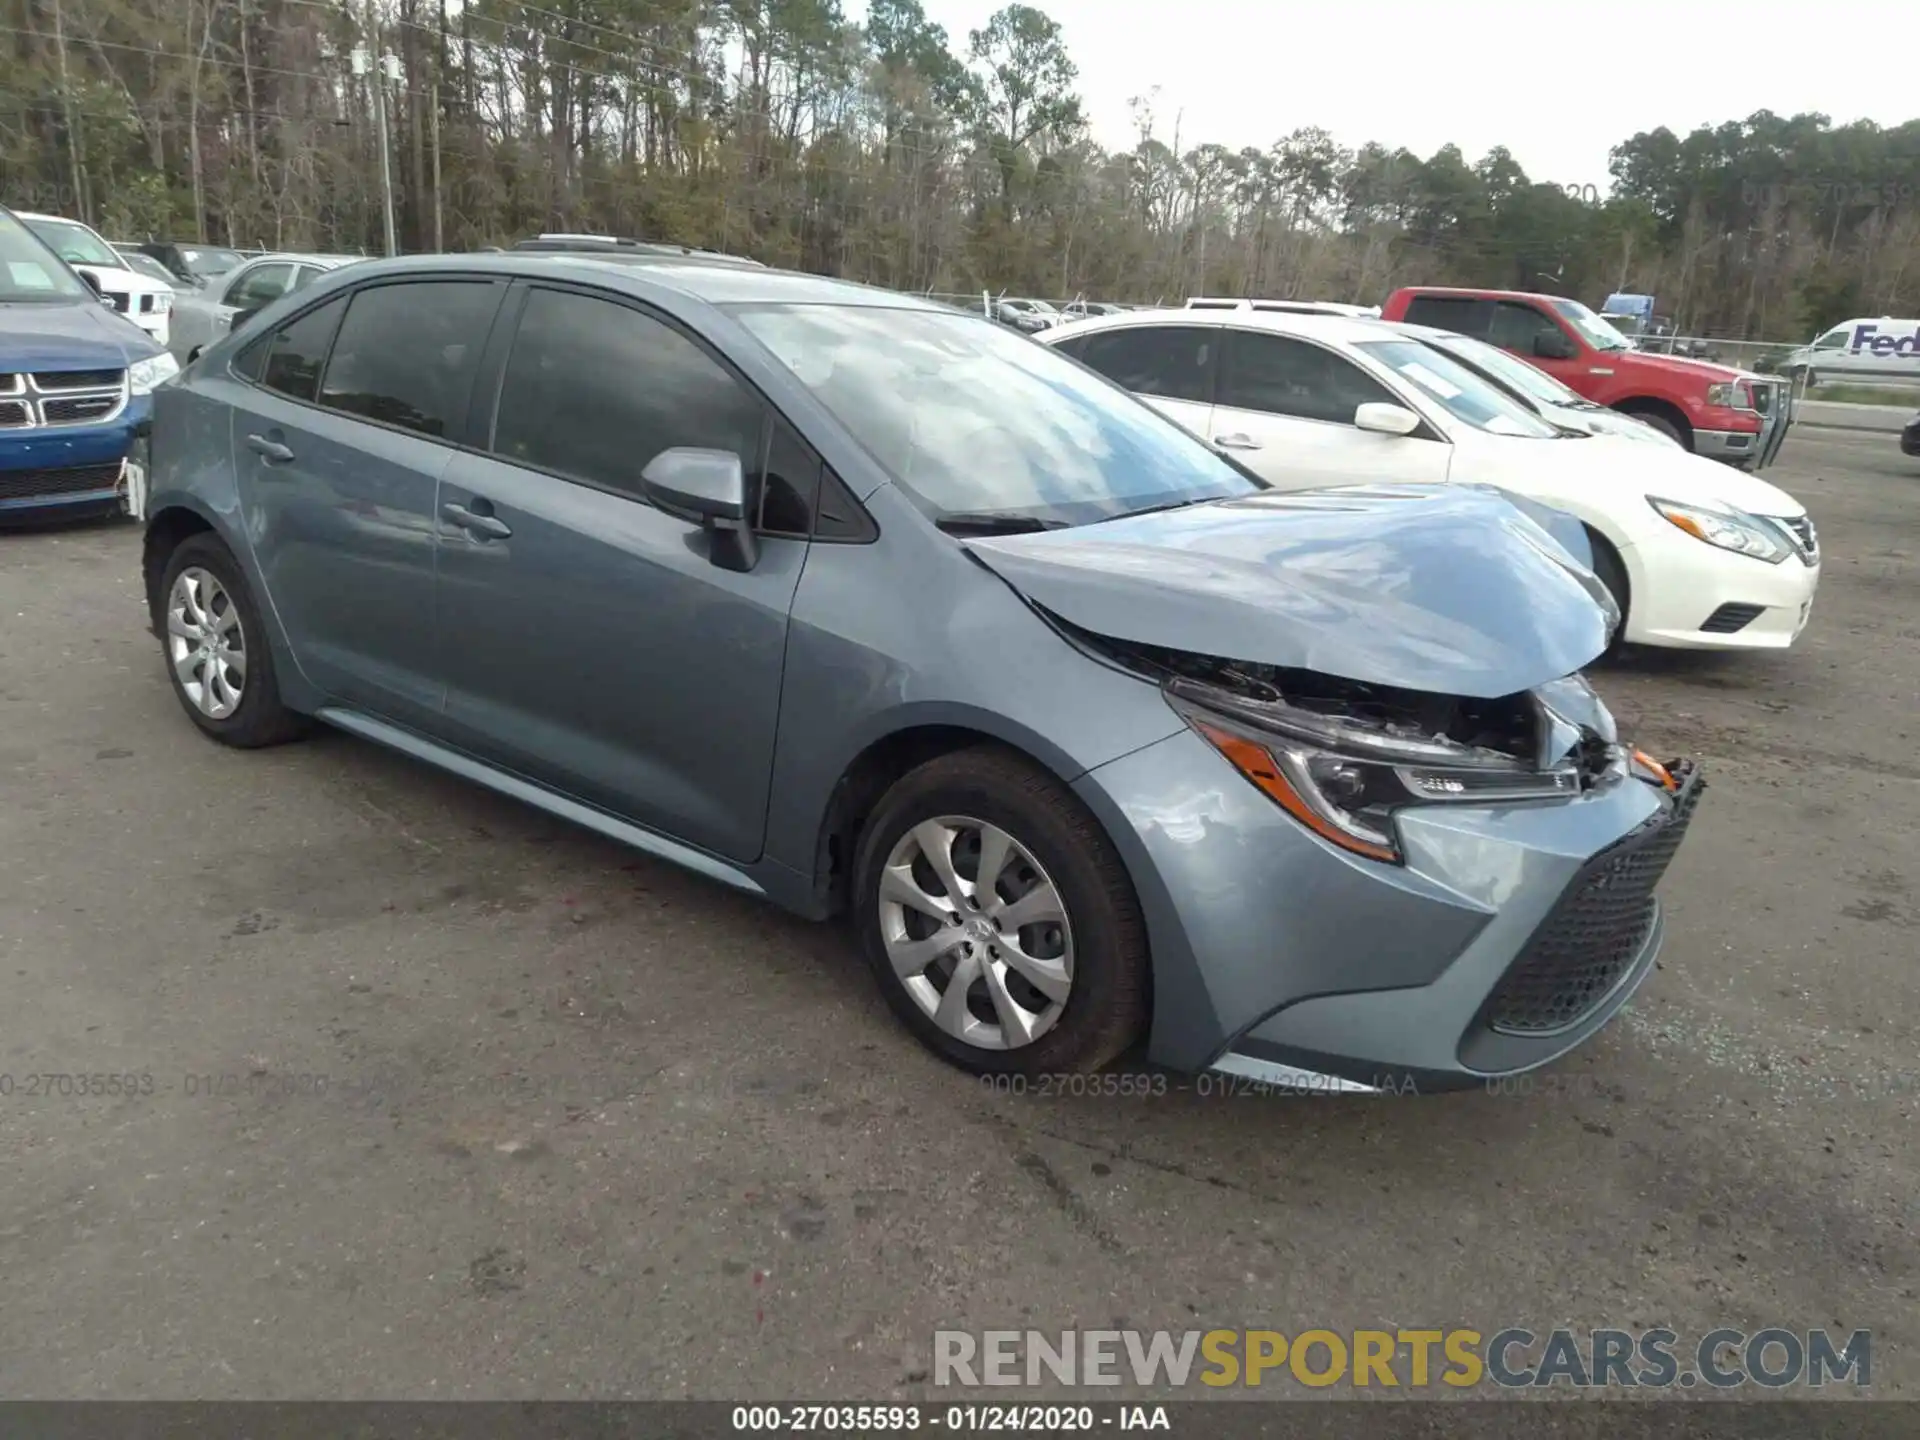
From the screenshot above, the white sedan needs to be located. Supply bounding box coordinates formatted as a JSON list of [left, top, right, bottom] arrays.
[[1040, 308, 1819, 651]]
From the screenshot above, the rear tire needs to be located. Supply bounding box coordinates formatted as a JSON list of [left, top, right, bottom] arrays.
[[852, 747, 1149, 1076], [158, 533, 308, 748]]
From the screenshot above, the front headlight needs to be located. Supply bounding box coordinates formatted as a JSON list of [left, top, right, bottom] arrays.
[[129, 352, 181, 395], [1172, 689, 1581, 864], [1704, 380, 1755, 410], [1648, 496, 1791, 564]]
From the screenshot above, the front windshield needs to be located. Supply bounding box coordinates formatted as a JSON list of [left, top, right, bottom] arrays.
[[1355, 339, 1562, 439], [24, 216, 122, 269], [1550, 298, 1631, 352], [733, 303, 1262, 527], [1426, 332, 1586, 408], [0, 212, 90, 302], [180, 247, 243, 277]]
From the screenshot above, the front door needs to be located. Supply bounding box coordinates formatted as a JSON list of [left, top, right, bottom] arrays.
[[432, 284, 808, 864], [227, 277, 506, 729], [1209, 329, 1451, 490]]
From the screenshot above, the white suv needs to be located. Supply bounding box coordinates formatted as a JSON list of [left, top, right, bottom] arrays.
[[1042, 307, 1820, 652], [17, 211, 173, 347]]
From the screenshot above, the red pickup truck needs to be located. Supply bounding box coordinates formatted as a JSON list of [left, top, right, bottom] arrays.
[[1379, 287, 1792, 469]]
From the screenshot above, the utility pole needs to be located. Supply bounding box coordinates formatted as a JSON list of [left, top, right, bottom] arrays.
[[352, 30, 401, 256]]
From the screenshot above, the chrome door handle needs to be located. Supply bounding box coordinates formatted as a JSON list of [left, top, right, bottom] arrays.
[[245, 433, 293, 463], [1213, 433, 1262, 451], [442, 501, 512, 540]]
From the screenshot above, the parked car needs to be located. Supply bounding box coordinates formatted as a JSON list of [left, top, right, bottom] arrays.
[[1901, 409, 1920, 456], [1061, 300, 1128, 319], [1379, 287, 1792, 468], [992, 297, 1061, 333], [141, 251, 1700, 1089], [1380, 321, 1681, 447], [1782, 316, 1920, 387], [511, 233, 765, 266], [169, 252, 361, 364], [0, 205, 178, 523], [1042, 307, 1819, 651], [132, 241, 246, 288], [111, 246, 187, 292], [1187, 297, 1381, 318], [17, 211, 173, 347]]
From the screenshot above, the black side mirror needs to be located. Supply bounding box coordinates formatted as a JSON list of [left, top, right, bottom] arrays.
[[640, 446, 758, 572], [1533, 330, 1578, 361], [77, 268, 103, 296]]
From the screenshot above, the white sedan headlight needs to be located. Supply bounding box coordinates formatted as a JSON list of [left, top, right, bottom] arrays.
[[1648, 496, 1791, 564], [129, 352, 181, 395]]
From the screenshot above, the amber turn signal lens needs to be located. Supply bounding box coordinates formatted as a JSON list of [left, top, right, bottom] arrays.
[[1193, 721, 1400, 863], [1631, 749, 1678, 790]]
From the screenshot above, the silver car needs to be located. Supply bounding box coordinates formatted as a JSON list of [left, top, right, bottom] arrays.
[[169, 252, 362, 364], [139, 253, 1700, 1091]]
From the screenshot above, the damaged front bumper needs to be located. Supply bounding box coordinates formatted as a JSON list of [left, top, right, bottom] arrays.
[[1075, 726, 1702, 1091]]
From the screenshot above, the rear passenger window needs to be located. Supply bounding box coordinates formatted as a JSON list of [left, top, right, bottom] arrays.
[[253, 295, 347, 401], [319, 281, 500, 439], [1074, 326, 1214, 404], [1402, 296, 1493, 336], [491, 287, 769, 508]]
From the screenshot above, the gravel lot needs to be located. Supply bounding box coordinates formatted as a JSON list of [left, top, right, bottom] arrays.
[[0, 430, 1914, 1400]]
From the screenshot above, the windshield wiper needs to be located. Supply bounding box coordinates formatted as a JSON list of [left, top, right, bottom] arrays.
[[934, 511, 1068, 536], [1102, 496, 1218, 522]]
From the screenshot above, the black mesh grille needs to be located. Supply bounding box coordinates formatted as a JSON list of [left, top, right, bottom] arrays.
[[34, 369, 124, 391], [1750, 384, 1772, 414], [40, 395, 120, 424], [0, 400, 29, 428], [1700, 602, 1765, 634], [1484, 771, 1703, 1036], [0, 463, 124, 501]]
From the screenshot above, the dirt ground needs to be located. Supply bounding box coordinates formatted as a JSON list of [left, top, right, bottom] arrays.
[[0, 429, 1913, 1399]]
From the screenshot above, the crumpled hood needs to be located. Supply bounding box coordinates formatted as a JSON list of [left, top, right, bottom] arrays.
[[966, 484, 1614, 698]]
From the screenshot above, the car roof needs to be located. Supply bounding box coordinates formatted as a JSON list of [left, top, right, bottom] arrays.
[[14, 210, 91, 225], [239, 252, 361, 267], [305, 251, 951, 310], [1045, 305, 1391, 345], [1392, 285, 1569, 304]]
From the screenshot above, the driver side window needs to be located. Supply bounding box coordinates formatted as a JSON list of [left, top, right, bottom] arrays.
[[1813, 328, 1850, 350], [224, 263, 293, 311], [1217, 330, 1395, 426], [1488, 302, 1566, 354]]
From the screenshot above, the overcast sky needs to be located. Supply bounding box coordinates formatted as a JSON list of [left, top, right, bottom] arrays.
[[893, 0, 1916, 193]]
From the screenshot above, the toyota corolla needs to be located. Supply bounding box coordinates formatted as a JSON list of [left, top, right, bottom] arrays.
[[140, 255, 1700, 1091]]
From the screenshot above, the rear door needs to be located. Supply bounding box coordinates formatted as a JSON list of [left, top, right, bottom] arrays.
[[1209, 329, 1451, 489], [1060, 323, 1218, 439], [227, 276, 506, 730], [432, 283, 810, 863]]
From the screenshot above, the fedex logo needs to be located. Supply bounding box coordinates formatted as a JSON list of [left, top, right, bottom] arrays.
[[1850, 323, 1920, 357]]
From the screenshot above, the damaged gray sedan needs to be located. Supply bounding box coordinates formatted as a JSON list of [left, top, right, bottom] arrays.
[[142, 255, 1700, 1092]]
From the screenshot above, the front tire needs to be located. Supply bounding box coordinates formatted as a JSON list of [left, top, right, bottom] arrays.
[[1586, 528, 1631, 656], [853, 747, 1149, 1076], [158, 534, 307, 747]]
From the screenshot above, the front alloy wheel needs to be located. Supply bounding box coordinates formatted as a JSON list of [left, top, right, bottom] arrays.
[[879, 816, 1074, 1050], [854, 748, 1149, 1076], [167, 566, 247, 719]]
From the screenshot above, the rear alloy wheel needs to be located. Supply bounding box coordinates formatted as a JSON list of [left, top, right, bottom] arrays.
[[854, 749, 1148, 1076]]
